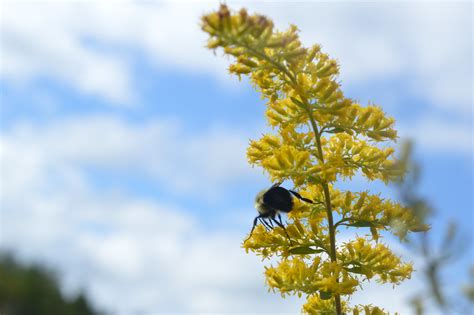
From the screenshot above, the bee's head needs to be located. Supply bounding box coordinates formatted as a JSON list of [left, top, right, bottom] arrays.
[[254, 189, 271, 215]]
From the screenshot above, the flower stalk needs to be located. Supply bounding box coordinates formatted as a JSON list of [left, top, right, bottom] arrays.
[[201, 5, 429, 314]]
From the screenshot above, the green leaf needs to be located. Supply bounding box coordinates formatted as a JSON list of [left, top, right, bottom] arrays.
[[346, 266, 365, 274], [290, 97, 306, 109], [308, 175, 323, 185], [346, 220, 375, 227], [327, 127, 345, 133], [288, 246, 324, 255], [319, 291, 332, 300], [409, 223, 431, 232]]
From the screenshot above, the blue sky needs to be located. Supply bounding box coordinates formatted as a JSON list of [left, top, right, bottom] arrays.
[[1, 1, 472, 314]]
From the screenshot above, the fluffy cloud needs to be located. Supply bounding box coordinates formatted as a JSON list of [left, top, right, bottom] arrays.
[[399, 116, 473, 156], [1, 3, 134, 105], [0, 115, 259, 201], [2, 2, 471, 113], [0, 115, 299, 313], [244, 2, 472, 114], [1, 114, 424, 314]]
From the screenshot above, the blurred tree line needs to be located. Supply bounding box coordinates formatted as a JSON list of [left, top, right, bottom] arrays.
[[0, 254, 99, 315]]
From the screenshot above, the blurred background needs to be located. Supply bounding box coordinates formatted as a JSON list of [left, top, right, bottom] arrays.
[[0, 1, 472, 314]]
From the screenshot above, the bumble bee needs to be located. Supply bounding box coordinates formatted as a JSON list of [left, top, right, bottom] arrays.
[[245, 182, 314, 242]]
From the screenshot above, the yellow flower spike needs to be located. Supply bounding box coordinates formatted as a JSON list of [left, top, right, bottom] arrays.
[[203, 5, 418, 314]]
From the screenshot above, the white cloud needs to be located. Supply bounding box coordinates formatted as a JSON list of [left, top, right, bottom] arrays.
[[2, 185, 304, 313], [2, 2, 471, 112], [399, 116, 473, 156], [244, 2, 472, 114], [1, 3, 134, 105], [0, 114, 425, 314], [0, 115, 260, 202], [0, 114, 298, 313]]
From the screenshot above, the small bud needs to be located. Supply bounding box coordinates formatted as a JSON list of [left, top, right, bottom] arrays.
[[202, 13, 221, 30], [306, 44, 321, 63], [358, 109, 372, 125], [294, 219, 305, 235], [319, 82, 339, 101], [224, 46, 245, 57], [238, 8, 248, 22], [237, 56, 258, 68], [313, 79, 330, 93], [206, 38, 221, 49], [258, 26, 273, 44], [285, 47, 307, 60], [354, 192, 366, 210], [316, 60, 339, 77], [344, 191, 352, 209], [377, 130, 397, 139], [229, 63, 251, 74], [266, 37, 286, 48], [218, 4, 230, 19], [309, 218, 319, 235]]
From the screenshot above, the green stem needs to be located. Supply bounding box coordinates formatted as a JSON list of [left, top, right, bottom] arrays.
[[225, 35, 342, 315], [306, 108, 342, 315]]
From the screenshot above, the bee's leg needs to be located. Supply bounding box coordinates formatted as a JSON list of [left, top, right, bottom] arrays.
[[271, 181, 283, 188], [277, 213, 285, 226], [289, 190, 314, 204], [259, 217, 272, 231], [245, 216, 261, 242], [271, 217, 294, 245], [266, 217, 275, 229]]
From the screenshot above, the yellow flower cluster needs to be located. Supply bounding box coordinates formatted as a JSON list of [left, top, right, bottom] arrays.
[[328, 189, 430, 240], [341, 238, 413, 284], [302, 294, 349, 314], [265, 258, 359, 297], [202, 4, 424, 314], [351, 305, 394, 315], [303, 297, 396, 315], [243, 215, 331, 260]]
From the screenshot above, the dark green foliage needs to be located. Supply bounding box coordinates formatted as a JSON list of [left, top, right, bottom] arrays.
[[0, 254, 99, 315]]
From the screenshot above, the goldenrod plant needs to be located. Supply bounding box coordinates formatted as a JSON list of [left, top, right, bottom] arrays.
[[202, 5, 428, 314]]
